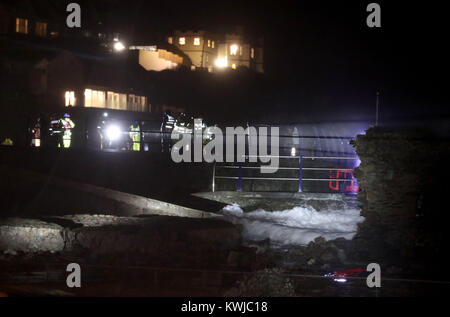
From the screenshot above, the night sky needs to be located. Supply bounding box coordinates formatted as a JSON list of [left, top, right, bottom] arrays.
[[9, 0, 446, 123], [89, 0, 449, 122]]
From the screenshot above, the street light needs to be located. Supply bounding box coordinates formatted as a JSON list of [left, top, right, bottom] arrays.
[[113, 41, 126, 52]]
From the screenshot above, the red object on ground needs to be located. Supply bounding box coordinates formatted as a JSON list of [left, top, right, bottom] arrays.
[[334, 268, 364, 277]]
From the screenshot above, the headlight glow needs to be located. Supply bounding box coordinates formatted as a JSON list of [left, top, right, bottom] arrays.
[[106, 125, 122, 141]]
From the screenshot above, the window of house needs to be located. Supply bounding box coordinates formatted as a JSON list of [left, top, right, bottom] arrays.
[[15, 18, 28, 34], [193, 37, 201, 46], [207, 39, 211, 47], [168, 37, 173, 44], [85, 89, 106, 108], [239, 46, 243, 56], [179, 37, 186, 45], [128, 94, 136, 111], [65, 91, 76, 107], [106, 91, 127, 110], [230, 44, 239, 56], [35, 22, 47, 37], [212, 41, 215, 48], [141, 96, 147, 112], [251, 48, 255, 59]]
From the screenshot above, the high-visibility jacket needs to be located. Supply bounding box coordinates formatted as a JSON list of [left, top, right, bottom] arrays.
[[60, 118, 75, 148], [130, 125, 140, 151]]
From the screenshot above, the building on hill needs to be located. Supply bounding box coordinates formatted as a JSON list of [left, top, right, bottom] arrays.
[[169, 28, 264, 73], [169, 30, 219, 71]]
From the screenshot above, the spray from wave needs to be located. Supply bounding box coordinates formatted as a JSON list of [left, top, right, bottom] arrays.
[[221, 203, 364, 247]]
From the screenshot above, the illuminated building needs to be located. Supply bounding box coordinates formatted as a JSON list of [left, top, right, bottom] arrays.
[[171, 30, 219, 71], [170, 28, 264, 73], [129, 45, 186, 71]]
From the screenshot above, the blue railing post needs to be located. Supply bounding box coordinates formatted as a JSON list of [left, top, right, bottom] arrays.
[[212, 162, 216, 193], [237, 163, 242, 192], [298, 155, 303, 192]]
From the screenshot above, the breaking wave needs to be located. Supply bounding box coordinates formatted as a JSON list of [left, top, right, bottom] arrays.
[[221, 203, 364, 247]]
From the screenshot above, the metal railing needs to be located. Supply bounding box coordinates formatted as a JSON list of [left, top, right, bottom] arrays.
[[212, 155, 359, 193]]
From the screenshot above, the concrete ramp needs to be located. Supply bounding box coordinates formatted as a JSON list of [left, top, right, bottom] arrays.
[[1, 165, 211, 218]]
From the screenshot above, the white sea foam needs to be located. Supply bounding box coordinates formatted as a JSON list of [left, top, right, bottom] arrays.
[[221, 203, 364, 246]]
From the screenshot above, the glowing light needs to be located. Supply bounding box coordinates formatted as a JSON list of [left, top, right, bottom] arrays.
[[291, 147, 296, 157], [106, 125, 122, 141], [230, 44, 239, 55], [113, 41, 125, 51], [193, 37, 200, 46], [231, 64, 237, 70], [65, 91, 75, 107], [179, 37, 185, 45], [333, 278, 347, 283], [103, 112, 108, 118], [215, 57, 228, 68]]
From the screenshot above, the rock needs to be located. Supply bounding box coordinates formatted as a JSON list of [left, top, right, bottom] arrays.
[[246, 239, 270, 255], [336, 249, 347, 263], [223, 268, 296, 297], [0, 218, 64, 253], [3, 249, 17, 256], [227, 251, 240, 267], [320, 252, 335, 262], [321, 263, 331, 270], [313, 237, 327, 245]]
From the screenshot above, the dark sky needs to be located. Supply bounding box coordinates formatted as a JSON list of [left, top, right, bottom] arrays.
[[89, 0, 449, 121], [10, 0, 442, 122]]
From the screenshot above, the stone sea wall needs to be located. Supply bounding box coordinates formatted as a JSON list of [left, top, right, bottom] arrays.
[[351, 127, 450, 262]]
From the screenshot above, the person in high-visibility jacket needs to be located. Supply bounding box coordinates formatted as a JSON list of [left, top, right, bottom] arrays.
[[59, 113, 75, 148], [129, 123, 140, 151]]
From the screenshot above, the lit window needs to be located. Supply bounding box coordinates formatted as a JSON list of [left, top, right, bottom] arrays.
[[193, 37, 200, 46], [212, 41, 215, 48], [35, 22, 47, 37], [239, 46, 243, 56], [107, 91, 126, 110], [65, 91, 76, 107], [179, 37, 185, 45], [230, 44, 239, 56], [251, 48, 255, 59], [168, 37, 173, 44], [207, 40, 211, 47], [15, 18, 28, 34], [231, 64, 237, 70], [141, 96, 147, 112], [85, 89, 106, 108]]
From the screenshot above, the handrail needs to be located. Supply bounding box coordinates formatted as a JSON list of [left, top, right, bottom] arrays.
[[213, 155, 359, 193]]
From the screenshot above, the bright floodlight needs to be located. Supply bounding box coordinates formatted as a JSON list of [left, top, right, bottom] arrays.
[[215, 57, 228, 68], [106, 125, 121, 141], [114, 41, 126, 51]]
